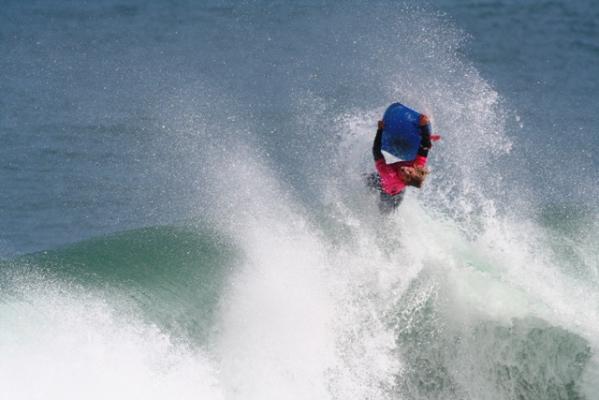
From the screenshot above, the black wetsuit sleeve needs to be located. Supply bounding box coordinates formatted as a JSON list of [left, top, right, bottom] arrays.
[[373, 128, 384, 161], [417, 123, 432, 157]]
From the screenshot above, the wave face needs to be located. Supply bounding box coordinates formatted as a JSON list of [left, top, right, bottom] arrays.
[[1, 0, 598, 399]]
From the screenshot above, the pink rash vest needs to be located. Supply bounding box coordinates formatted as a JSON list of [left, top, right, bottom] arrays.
[[375, 155, 428, 195]]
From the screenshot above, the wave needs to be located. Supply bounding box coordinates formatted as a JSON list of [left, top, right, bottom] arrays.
[[1, 225, 237, 344], [1, 1, 598, 399], [2, 201, 596, 399]]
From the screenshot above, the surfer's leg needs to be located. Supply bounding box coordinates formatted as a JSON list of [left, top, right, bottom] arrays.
[[378, 190, 404, 214], [391, 190, 404, 208], [378, 192, 395, 214]]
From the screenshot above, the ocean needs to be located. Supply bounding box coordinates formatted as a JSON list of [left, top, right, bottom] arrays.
[[1, 0, 598, 399]]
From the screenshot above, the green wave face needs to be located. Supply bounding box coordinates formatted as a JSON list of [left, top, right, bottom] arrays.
[[394, 269, 592, 400], [2, 225, 238, 345], [2, 223, 594, 400]]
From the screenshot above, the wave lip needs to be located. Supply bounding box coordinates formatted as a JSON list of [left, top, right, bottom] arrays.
[[2, 225, 238, 343]]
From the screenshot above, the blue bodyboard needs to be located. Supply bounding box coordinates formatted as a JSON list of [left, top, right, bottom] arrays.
[[381, 103, 423, 163]]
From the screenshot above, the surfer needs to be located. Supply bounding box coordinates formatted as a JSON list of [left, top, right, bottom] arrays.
[[368, 116, 433, 213]]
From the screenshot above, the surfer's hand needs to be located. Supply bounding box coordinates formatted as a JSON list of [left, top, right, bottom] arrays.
[[377, 120, 384, 130]]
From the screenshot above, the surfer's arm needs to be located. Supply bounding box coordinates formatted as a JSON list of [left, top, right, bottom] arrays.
[[372, 121, 384, 161], [417, 115, 432, 158]]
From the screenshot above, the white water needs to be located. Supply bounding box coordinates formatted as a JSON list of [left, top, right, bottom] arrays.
[[1, 1, 598, 398], [1, 133, 597, 398], [0, 273, 223, 399]]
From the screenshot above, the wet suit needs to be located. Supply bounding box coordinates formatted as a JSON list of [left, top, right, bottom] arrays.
[[369, 116, 432, 213]]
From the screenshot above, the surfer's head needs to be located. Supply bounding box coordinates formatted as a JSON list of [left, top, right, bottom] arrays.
[[400, 165, 429, 188]]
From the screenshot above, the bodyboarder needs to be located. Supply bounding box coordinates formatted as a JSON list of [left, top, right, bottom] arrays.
[[367, 113, 435, 213]]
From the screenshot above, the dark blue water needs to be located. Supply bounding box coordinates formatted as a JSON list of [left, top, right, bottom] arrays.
[[1, 0, 597, 255], [441, 0, 598, 202]]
